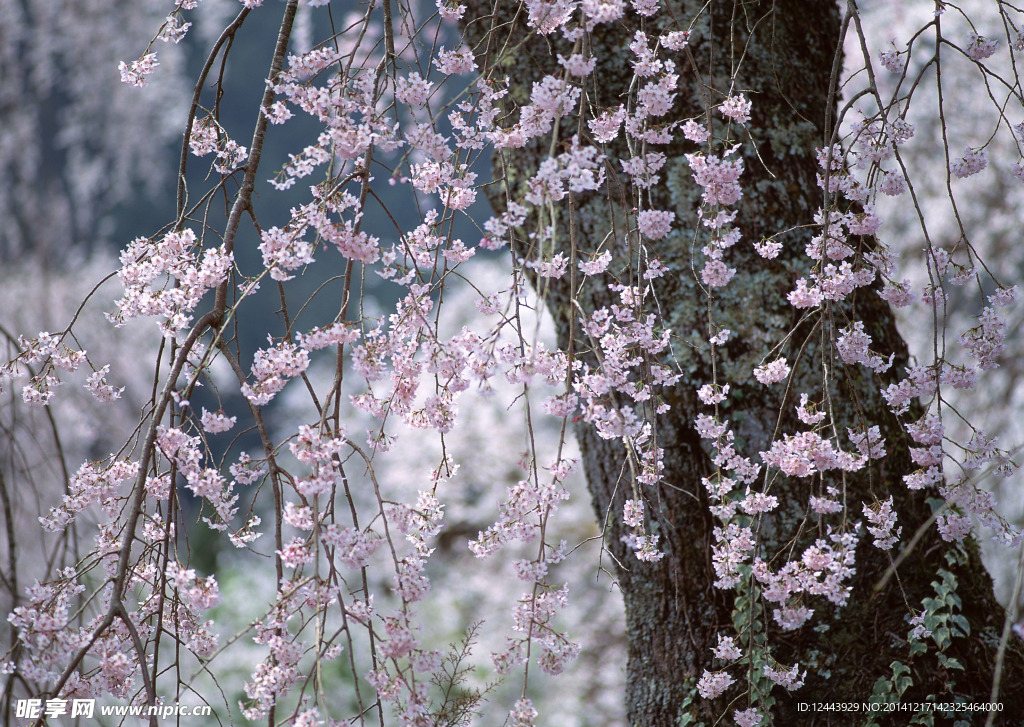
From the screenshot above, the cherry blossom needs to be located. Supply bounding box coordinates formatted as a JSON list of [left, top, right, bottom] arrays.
[[697, 669, 735, 699], [753, 358, 790, 386], [118, 52, 159, 87], [951, 146, 988, 178]]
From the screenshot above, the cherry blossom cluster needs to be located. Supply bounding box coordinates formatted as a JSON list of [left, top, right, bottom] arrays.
[[263, 48, 401, 193], [184, 115, 249, 176], [8, 569, 88, 686], [156, 426, 241, 530], [241, 337, 311, 406], [241, 584, 315, 719], [863, 496, 901, 550], [346, 285, 512, 447], [118, 52, 159, 87], [841, 128, 1018, 545], [1, 330, 124, 407], [470, 468, 571, 559], [523, 136, 605, 208], [786, 205, 879, 309], [157, 14, 191, 44], [493, 580, 581, 678], [808, 109, 1024, 557], [753, 527, 860, 631], [110, 228, 233, 334], [41, 458, 138, 532], [570, 281, 681, 558], [345, 488, 453, 724], [11, 544, 222, 702], [678, 61, 940, 719], [159, 562, 221, 658]]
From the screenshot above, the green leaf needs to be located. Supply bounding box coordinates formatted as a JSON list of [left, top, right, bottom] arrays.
[[892, 660, 912, 694], [937, 654, 963, 671], [951, 614, 970, 637]]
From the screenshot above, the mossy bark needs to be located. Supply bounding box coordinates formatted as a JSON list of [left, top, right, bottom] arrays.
[[463, 1, 1024, 723]]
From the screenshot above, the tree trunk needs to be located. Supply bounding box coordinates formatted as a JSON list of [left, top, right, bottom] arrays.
[[465, 1, 1024, 723]]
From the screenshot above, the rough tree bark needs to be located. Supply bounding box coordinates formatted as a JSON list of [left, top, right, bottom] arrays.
[[466, 0, 1024, 724]]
